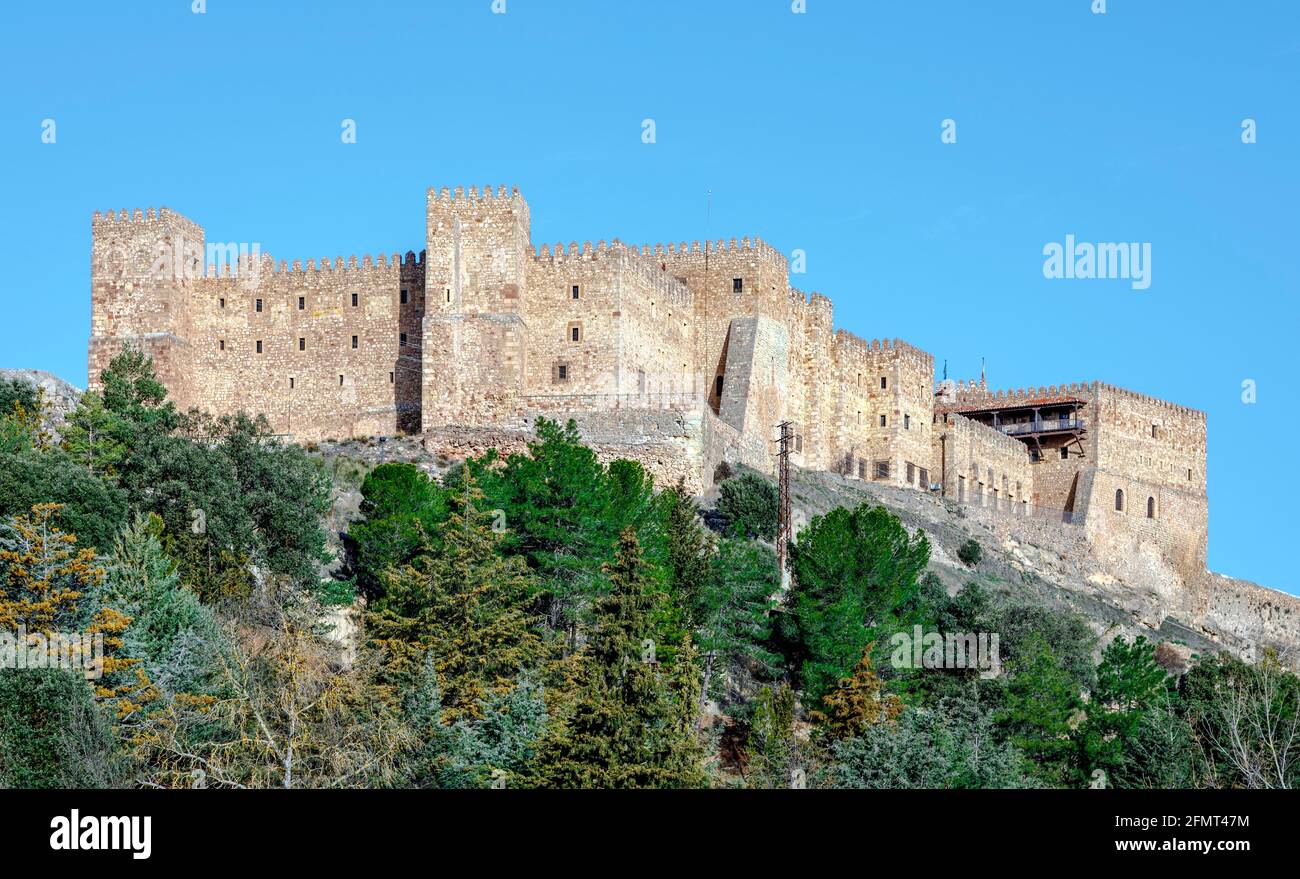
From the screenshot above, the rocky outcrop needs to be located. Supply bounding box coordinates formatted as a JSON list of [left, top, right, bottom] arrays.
[[0, 368, 82, 439]]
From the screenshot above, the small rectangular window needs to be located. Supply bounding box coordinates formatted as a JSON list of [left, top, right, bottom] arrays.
[[569, 325, 581, 343], [389, 372, 394, 384], [571, 285, 581, 300], [400, 332, 407, 347], [879, 414, 887, 427], [339, 374, 344, 386], [874, 460, 890, 480], [1151, 423, 1158, 438], [732, 278, 743, 293], [919, 468, 930, 488], [219, 298, 225, 309], [256, 299, 263, 313], [256, 340, 263, 354], [400, 289, 409, 304], [445, 288, 451, 303], [857, 460, 866, 479], [557, 364, 569, 381], [906, 462, 916, 484], [1060, 446, 1069, 460], [904, 414, 911, 429], [351, 335, 358, 349], [351, 293, 358, 307], [219, 339, 225, 351], [298, 296, 305, 310], [880, 376, 887, 390], [299, 338, 305, 351], [289, 377, 295, 389]]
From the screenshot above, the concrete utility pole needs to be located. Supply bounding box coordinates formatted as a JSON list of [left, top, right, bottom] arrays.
[[775, 421, 794, 590]]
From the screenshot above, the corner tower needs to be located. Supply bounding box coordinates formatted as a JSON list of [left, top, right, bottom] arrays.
[[89, 207, 203, 406]]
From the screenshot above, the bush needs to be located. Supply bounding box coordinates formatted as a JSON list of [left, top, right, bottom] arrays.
[[0, 450, 128, 553], [717, 473, 778, 541], [0, 377, 39, 416], [0, 670, 124, 788], [957, 539, 983, 567]]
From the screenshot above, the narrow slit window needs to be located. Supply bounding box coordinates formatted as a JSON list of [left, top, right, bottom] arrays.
[[255, 299, 263, 312], [351, 335, 359, 349], [351, 293, 358, 307], [400, 289, 409, 304], [299, 337, 305, 351], [256, 340, 263, 354], [298, 296, 305, 310]]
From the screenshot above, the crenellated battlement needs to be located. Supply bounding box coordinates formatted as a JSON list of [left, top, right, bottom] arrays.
[[1093, 381, 1207, 421], [428, 184, 521, 203], [91, 206, 200, 228], [834, 331, 934, 365]]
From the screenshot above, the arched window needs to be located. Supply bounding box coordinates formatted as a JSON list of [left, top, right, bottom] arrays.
[[1115, 489, 1125, 511], [1147, 496, 1156, 519]]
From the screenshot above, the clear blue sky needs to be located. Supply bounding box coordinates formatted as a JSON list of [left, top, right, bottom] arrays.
[[1, 1, 1296, 592]]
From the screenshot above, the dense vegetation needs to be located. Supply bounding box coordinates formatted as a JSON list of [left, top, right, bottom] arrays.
[[0, 349, 1297, 789]]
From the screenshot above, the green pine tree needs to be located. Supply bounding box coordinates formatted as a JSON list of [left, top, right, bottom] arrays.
[[529, 528, 706, 788], [368, 472, 545, 723]]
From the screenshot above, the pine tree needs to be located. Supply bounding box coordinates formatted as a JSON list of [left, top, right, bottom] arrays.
[[663, 479, 713, 625], [60, 391, 128, 477], [0, 504, 151, 720], [529, 528, 706, 788], [813, 646, 903, 740], [367, 472, 544, 722]]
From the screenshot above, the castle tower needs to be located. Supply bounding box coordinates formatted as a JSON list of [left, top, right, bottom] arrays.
[[422, 186, 530, 428], [89, 207, 204, 407]]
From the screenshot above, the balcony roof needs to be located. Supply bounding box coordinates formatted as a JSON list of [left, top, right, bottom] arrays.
[[935, 393, 1086, 417]]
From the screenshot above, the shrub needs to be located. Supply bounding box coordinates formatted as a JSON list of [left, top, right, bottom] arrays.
[[717, 473, 778, 541], [957, 539, 982, 567]]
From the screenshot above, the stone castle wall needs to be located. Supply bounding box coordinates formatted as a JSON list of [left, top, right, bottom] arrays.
[[933, 412, 1036, 509], [89, 186, 1213, 596]]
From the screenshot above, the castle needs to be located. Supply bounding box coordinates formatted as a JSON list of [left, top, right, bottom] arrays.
[[88, 184, 1209, 587]]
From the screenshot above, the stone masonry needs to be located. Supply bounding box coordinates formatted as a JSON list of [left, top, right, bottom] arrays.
[[89, 185, 1212, 593]]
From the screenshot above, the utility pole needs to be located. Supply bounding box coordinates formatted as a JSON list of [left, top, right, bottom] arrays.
[[775, 421, 794, 590]]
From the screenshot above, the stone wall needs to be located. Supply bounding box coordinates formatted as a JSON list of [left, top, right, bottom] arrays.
[[933, 412, 1035, 509], [87, 187, 1217, 604]]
